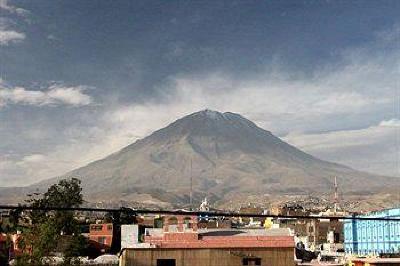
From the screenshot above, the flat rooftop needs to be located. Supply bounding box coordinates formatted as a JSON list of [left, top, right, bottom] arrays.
[[146, 228, 292, 237], [142, 228, 294, 249]]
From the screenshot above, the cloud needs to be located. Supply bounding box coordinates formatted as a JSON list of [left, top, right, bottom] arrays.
[[0, 28, 25, 45], [101, 59, 395, 137], [0, 153, 68, 186], [0, 0, 29, 16], [283, 120, 400, 177], [46, 85, 93, 106], [21, 154, 46, 163], [0, 0, 29, 46], [47, 34, 60, 42], [379, 119, 400, 127], [0, 83, 93, 107], [283, 122, 396, 151], [311, 92, 389, 114]]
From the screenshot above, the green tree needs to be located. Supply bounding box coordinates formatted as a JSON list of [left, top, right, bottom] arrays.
[[15, 178, 85, 266], [31, 178, 83, 234]]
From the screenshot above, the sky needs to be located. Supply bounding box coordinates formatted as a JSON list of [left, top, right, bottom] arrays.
[[0, 0, 399, 186]]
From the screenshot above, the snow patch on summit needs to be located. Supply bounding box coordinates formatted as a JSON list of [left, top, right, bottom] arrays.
[[201, 109, 225, 119]]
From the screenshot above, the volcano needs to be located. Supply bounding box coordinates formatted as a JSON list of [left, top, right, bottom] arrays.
[[2, 110, 399, 206]]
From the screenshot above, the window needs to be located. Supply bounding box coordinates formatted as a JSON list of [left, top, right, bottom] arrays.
[[168, 217, 178, 225], [90, 225, 103, 231], [98, 236, 107, 244], [184, 217, 193, 228], [334, 232, 340, 242], [157, 259, 176, 266], [242, 258, 261, 266], [107, 225, 113, 231]]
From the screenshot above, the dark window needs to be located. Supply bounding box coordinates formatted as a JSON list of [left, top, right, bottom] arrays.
[[243, 258, 261, 266], [157, 259, 176, 266], [107, 225, 113, 231], [334, 233, 340, 242]]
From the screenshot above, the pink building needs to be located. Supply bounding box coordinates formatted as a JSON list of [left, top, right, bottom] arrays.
[[89, 223, 113, 252]]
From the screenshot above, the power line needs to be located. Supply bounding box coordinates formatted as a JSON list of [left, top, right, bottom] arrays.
[[0, 205, 399, 221]]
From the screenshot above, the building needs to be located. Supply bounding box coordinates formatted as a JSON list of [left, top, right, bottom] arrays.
[[344, 208, 400, 255], [121, 224, 140, 249], [120, 215, 296, 266], [89, 223, 113, 251], [0, 233, 24, 262], [273, 203, 310, 217], [197, 218, 232, 229], [0, 233, 8, 264], [279, 217, 343, 251], [238, 206, 265, 224], [351, 258, 400, 266]]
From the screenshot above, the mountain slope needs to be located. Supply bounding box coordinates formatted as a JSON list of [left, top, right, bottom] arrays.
[[2, 110, 399, 205]]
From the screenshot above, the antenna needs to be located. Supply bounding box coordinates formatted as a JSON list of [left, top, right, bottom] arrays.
[[190, 158, 193, 209], [334, 176, 338, 213]]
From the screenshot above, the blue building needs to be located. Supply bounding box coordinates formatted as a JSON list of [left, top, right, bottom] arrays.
[[344, 208, 400, 255]]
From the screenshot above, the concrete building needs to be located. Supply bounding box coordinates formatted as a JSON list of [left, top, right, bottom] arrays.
[[120, 215, 296, 266], [344, 208, 400, 255], [279, 217, 343, 251], [121, 224, 139, 249]]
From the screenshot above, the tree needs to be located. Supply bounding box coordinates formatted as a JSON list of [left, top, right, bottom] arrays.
[[63, 235, 88, 266], [15, 178, 84, 265], [8, 208, 22, 232], [105, 208, 137, 253], [31, 178, 83, 234]]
